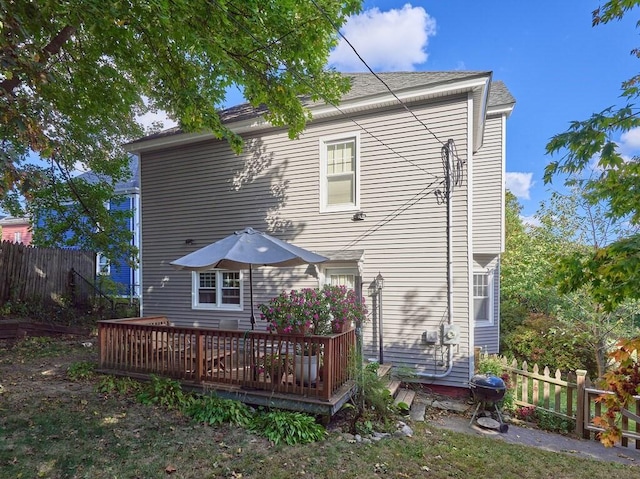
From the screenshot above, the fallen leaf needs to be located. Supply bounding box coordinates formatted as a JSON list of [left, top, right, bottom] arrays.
[[165, 464, 177, 474]]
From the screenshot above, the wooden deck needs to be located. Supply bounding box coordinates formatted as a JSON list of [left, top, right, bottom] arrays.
[[97, 316, 357, 417]]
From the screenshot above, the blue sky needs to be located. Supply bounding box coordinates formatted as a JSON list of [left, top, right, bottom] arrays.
[[15, 1, 637, 222], [323, 0, 640, 219]]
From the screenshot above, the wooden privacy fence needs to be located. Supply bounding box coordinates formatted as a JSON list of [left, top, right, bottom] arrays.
[[0, 241, 95, 306], [491, 356, 640, 449]]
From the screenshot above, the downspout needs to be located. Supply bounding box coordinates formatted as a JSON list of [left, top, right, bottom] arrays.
[[416, 139, 455, 379]]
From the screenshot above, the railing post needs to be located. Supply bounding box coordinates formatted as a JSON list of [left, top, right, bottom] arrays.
[[98, 322, 106, 368], [576, 369, 588, 439], [196, 331, 204, 379]]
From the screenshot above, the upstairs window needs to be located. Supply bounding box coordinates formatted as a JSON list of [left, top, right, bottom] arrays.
[[192, 270, 242, 310], [320, 134, 360, 212], [14, 232, 21, 243]]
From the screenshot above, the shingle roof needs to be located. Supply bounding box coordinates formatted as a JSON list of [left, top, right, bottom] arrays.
[[131, 71, 514, 144], [75, 156, 139, 194]]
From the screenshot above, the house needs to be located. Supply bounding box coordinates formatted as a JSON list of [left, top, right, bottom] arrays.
[[125, 71, 515, 391], [0, 216, 32, 245], [35, 158, 141, 299], [74, 157, 141, 299]]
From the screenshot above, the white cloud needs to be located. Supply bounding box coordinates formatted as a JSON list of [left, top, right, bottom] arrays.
[[521, 215, 541, 228], [329, 4, 436, 72], [618, 127, 640, 156], [136, 109, 177, 133], [506, 172, 534, 200]]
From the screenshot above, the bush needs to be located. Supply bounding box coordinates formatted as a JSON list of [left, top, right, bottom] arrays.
[[249, 410, 327, 445], [136, 375, 192, 410], [500, 313, 597, 376], [184, 395, 253, 426]]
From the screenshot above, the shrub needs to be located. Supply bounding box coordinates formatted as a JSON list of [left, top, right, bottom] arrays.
[[184, 395, 253, 427], [136, 375, 192, 411], [249, 410, 327, 445]]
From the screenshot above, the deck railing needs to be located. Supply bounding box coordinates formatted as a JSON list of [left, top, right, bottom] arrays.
[[97, 316, 356, 401]]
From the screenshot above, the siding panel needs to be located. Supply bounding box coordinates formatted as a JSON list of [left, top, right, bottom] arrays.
[[140, 95, 474, 388]]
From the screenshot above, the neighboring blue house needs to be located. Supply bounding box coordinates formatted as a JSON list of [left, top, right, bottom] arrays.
[[37, 157, 141, 300], [83, 157, 141, 299]]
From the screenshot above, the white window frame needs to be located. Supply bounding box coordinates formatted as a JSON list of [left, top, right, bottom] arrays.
[[319, 132, 360, 212], [97, 253, 110, 276], [192, 270, 243, 311], [14, 231, 21, 243], [473, 271, 494, 327], [324, 268, 358, 290]]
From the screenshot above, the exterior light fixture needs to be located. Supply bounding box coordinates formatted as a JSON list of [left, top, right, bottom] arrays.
[[352, 211, 366, 221], [375, 272, 384, 291]]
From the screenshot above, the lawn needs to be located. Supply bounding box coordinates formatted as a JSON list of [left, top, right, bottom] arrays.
[[1, 336, 638, 479]]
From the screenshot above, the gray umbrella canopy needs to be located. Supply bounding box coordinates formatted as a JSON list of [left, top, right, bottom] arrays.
[[170, 227, 328, 328]]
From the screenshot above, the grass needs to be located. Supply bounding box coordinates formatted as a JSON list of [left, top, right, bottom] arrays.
[[1, 337, 639, 478]]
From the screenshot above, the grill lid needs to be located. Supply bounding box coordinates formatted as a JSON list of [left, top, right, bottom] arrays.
[[470, 373, 505, 390]]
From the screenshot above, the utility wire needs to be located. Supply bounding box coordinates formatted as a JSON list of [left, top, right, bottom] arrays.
[[309, 0, 449, 149], [209, 0, 440, 179]]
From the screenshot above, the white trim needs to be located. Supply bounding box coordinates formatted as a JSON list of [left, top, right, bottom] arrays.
[[467, 91, 475, 378], [96, 253, 110, 276], [319, 132, 361, 213], [500, 113, 507, 253], [323, 267, 359, 289], [487, 105, 515, 117], [132, 192, 141, 298], [473, 271, 494, 328], [126, 75, 493, 154], [191, 270, 244, 311]]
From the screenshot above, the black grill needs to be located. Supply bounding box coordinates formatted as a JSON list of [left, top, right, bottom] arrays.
[[469, 374, 509, 433]]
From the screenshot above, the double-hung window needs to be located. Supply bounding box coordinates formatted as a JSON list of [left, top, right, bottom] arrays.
[[320, 133, 360, 212], [97, 254, 110, 275], [14, 231, 22, 243], [192, 270, 243, 310], [473, 272, 493, 326]]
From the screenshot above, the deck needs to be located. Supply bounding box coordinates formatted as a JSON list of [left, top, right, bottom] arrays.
[[97, 316, 357, 417]]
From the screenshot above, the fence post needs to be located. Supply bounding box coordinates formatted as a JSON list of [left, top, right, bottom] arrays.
[[576, 369, 588, 439]]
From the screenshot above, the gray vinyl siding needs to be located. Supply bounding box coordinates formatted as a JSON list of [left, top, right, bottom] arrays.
[[472, 115, 504, 254], [473, 255, 500, 353], [139, 95, 473, 388]]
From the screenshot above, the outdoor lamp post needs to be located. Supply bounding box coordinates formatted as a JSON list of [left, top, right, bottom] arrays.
[[375, 273, 384, 364]]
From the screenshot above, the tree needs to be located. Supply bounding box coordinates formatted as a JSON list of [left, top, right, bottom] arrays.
[[544, 1, 640, 309], [501, 189, 640, 377], [1, 0, 360, 261]]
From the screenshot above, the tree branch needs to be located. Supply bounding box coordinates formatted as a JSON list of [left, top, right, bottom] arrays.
[[0, 25, 76, 96]]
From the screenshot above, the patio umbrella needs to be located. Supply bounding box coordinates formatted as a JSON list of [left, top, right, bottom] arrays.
[[170, 227, 328, 329]]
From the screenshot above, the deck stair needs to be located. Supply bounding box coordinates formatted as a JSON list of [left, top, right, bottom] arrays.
[[375, 364, 417, 411]]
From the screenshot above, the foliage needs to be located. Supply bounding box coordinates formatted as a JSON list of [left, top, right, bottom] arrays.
[[184, 395, 253, 427], [500, 191, 566, 316], [136, 375, 192, 411], [95, 375, 142, 397], [476, 356, 514, 411], [66, 360, 95, 381], [0, 0, 360, 260], [346, 361, 399, 433], [544, 1, 640, 310], [259, 285, 367, 335], [593, 337, 640, 447], [501, 313, 598, 376], [534, 408, 575, 434], [248, 409, 327, 445]]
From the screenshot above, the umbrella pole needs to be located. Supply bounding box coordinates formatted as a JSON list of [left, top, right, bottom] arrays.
[[249, 265, 255, 330]]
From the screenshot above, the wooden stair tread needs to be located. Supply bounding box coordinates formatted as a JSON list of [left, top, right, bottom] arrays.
[[386, 380, 401, 397], [376, 364, 392, 378], [394, 389, 416, 408]]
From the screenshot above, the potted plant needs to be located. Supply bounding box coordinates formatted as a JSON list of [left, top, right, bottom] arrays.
[[323, 285, 367, 333]]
